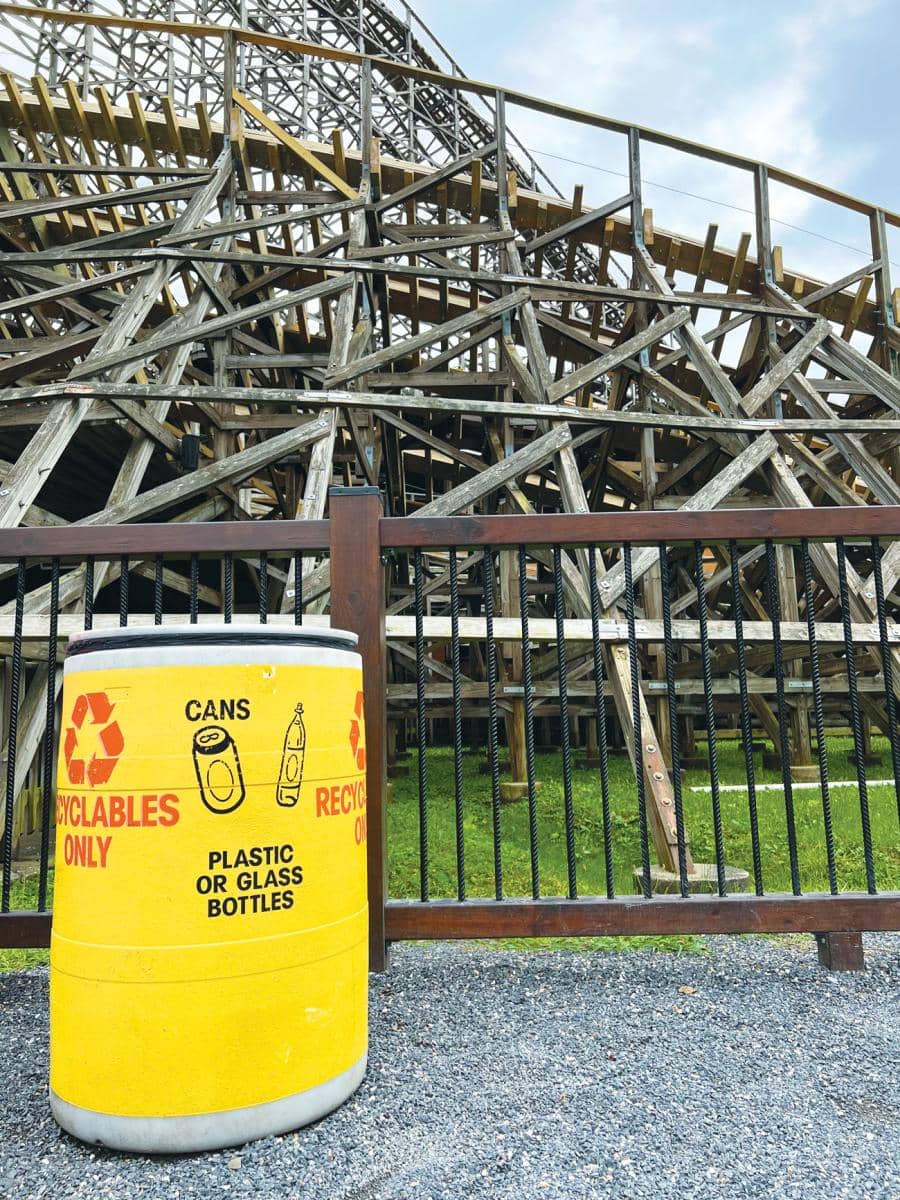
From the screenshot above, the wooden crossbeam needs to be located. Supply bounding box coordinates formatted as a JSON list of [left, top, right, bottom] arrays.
[[547, 309, 690, 404], [373, 141, 498, 214], [325, 287, 531, 386], [231, 89, 357, 199], [69, 274, 350, 380], [521, 192, 632, 257]]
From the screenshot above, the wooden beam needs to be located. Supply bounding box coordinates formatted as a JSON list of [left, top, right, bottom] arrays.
[[231, 90, 357, 199]]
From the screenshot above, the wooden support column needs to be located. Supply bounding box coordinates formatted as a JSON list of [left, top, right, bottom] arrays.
[[776, 544, 813, 773], [330, 486, 389, 973], [643, 560, 670, 761], [631, 128, 667, 764], [814, 932, 865, 972], [499, 528, 528, 794], [870, 209, 897, 377]]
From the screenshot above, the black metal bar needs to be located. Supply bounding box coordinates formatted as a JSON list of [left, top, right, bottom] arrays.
[[518, 544, 540, 900], [38, 559, 59, 911], [223, 553, 234, 623], [624, 544, 652, 898], [659, 543, 688, 897], [153, 555, 164, 625], [84, 556, 94, 631], [118, 554, 129, 627], [871, 537, 900, 827], [588, 547, 614, 898], [695, 540, 726, 896], [765, 539, 801, 895], [189, 553, 199, 624], [2, 560, 26, 912], [483, 547, 504, 900], [293, 552, 303, 624], [258, 551, 268, 624], [413, 548, 429, 902], [836, 538, 876, 893], [800, 537, 837, 894], [729, 541, 763, 895], [449, 547, 466, 901], [552, 545, 577, 899]]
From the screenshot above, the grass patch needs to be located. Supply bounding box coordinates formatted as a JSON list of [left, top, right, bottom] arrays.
[[0, 873, 50, 972], [388, 736, 900, 953]]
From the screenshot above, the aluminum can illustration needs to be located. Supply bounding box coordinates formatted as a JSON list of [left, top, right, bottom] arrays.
[[192, 725, 246, 814]]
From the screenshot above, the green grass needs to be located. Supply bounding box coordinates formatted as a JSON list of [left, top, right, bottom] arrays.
[[0, 874, 50, 972], [388, 736, 900, 952], [2, 736, 897, 969]]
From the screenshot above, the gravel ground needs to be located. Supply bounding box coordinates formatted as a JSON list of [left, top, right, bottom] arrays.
[[1, 935, 898, 1200]]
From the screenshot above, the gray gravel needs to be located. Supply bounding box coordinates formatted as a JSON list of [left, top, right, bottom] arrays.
[[1, 935, 898, 1200]]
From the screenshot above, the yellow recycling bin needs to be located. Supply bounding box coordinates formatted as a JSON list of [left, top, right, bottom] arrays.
[[50, 625, 368, 1153]]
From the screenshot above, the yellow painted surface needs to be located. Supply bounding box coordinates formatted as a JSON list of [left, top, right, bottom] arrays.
[[50, 658, 367, 1118]]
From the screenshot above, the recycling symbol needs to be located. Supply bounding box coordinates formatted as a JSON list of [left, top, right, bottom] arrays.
[[349, 690, 366, 772], [63, 691, 124, 786]]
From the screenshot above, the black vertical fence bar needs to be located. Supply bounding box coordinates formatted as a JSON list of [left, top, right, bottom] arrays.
[[765, 539, 801, 895], [153, 555, 164, 624], [729, 542, 762, 895], [258, 551, 268, 624], [2, 560, 26, 912], [871, 537, 900, 825], [223, 553, 234, 623], [293, 552, 303, 625], [624, 544, 652, 898], [658, 543, 688, 897], [836, 538, 876, 893], [84, 556, 94, 631], [518, 544, 540, 899], [118, 555, 129, 627], [587, 546, 614, 898], [483, 547, 504, 900], [413, 548, 429, 902], [552, 545, 577, 899], [448, 547, 466, 901], [189, 553, 199, 624], [694, 540, 726, 896], [800, 538, 837, 895], [38, 558, 60, 911]]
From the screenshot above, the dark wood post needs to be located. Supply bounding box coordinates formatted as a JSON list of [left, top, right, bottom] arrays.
[[814, 932, 865, 972], [329, 487, 389, 972]]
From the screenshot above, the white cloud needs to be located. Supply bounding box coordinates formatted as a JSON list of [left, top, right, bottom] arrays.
[[430, 0, 888, 281]]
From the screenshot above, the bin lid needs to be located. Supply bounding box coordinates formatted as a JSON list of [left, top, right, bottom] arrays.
[[66, 624, 359, 658]]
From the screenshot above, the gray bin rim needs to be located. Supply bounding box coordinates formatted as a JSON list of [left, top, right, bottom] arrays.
[[66, 624, 359, 658]]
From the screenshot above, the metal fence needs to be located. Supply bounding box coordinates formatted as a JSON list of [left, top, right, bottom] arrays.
[[2, 491, 900, 971], [379, 504, 900, 971]]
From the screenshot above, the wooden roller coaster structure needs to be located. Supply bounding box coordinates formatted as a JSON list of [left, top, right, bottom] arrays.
[[0, 1, 899, 877]]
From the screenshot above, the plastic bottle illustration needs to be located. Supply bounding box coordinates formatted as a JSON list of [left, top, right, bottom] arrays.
[[193, 726, 246, 815], [277, 703, 306, 806]]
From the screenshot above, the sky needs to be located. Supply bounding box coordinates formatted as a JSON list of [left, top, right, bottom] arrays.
[[0, 0, 895, 286], [410, 0, 900, 283]]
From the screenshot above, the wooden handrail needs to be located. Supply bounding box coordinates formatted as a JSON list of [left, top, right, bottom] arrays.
[[378, 506, 900, 549], [3, 505, 900, 563]]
